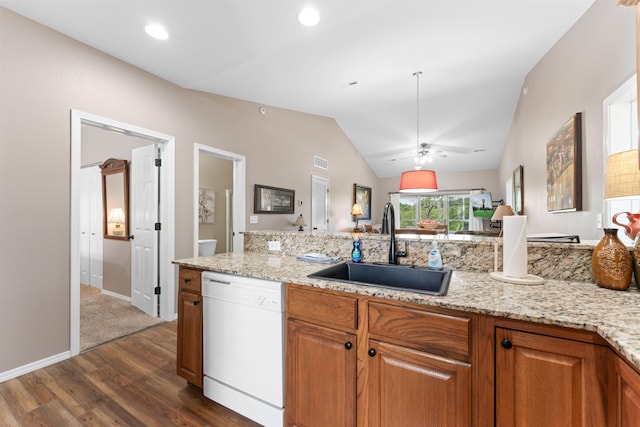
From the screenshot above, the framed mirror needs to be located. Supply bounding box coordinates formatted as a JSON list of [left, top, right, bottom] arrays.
[[512, 165, 524, 215], [100, 158, 129, 240]]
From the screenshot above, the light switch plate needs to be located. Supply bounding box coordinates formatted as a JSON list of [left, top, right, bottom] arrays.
[[250, 215, 258, 224]]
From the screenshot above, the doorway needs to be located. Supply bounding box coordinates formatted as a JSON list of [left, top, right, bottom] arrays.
[[70, 110, 176, 356], [311, 175, 330, 232], [193, 144, 246, 256]]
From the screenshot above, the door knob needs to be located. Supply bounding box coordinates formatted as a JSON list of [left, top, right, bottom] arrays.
[[193, 300, 200, 306]]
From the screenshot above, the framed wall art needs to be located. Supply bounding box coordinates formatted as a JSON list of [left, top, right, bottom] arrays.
[[254, 184, 295, 214], [353, 184, 372, 220], [546, 113, 582, 213]]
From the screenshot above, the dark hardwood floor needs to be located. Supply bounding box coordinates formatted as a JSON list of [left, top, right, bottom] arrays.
[[0, 321, 262, 426]]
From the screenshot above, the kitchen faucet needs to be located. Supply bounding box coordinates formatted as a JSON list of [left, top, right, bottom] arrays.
[[381, 202, 406, 264]]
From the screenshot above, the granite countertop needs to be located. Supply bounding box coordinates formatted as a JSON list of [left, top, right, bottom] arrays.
[[173, 252, 640, 370]]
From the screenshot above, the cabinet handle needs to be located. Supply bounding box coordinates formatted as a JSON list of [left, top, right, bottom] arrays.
[[368, 348, 376, 357], [193, 300, 200, 306], [501, 338, 513, 350], [184, 278, 191, 283], [344, 342, 353, 350]]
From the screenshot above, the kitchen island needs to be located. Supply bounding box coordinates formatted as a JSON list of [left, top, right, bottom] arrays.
[[175, 251, 640, 425]]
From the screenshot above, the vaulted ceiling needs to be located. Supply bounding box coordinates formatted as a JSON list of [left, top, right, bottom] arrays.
[[0, 0, 596, 176]]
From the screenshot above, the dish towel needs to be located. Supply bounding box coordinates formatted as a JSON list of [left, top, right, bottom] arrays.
[[296, 253, 342, 264]]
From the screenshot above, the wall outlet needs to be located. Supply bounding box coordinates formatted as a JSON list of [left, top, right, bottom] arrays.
[[250, 215, 258, 224], [268, 240, 281, 251], [596, 213, 603, 229]]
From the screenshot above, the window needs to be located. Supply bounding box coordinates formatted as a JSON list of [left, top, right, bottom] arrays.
[[399, 193, 471, 232], [604, 75, 638, 247]]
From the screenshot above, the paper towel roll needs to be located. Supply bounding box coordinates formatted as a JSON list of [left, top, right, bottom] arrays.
[[503, 216, 528, 278]]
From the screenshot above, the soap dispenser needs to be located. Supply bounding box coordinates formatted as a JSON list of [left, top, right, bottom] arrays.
[[428, 240, 443, 270], [351, 236, 362, 263]]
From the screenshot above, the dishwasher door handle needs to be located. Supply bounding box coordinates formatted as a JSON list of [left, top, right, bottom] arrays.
[[205, 278, 231, 285]]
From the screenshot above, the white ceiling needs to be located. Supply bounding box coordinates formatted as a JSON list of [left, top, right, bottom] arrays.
[[1, 0, 595, 177]]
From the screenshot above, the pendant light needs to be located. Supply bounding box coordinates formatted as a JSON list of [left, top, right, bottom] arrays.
[[399, 71, 438, 193]]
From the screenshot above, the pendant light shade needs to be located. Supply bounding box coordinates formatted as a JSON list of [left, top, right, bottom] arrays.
[[399, 170, 438, 193], [399, 71, 438, 193]]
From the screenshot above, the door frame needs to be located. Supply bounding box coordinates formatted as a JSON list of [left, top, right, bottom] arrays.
[[193, 143, 246, 255], [311, 175, 330, 232], [70, 109, 176, 356]]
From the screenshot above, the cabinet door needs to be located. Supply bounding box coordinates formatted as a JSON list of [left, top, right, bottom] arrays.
[[611, 353, 640, 426], [285, 318, 357, 427], [367, 339, 471, 427], [176, 289, 203, 387], [496, 328, 608, 427]]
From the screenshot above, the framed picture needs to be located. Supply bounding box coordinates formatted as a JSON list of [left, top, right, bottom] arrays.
[[199, 188, 215, 223], [353, 184, 372, 220], [254, 184, 295, 214], [512, 165, 524, 216], [546, 113, 582, 213]]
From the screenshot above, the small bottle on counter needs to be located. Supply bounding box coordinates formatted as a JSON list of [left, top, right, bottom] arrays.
[[351, 236, 362, 263], [428, 240, 442, 270]]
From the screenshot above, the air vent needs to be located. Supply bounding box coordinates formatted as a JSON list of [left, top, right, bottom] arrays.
[[314, 155, 328, 170]]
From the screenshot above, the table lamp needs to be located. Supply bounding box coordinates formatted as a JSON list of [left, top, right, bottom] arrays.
[[351, 203, 363, 231], [294, 214, 306, 232], [491, 205, 514, 237]]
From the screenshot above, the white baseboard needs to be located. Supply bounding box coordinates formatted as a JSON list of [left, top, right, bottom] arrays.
[[0, 351, 70, 384], [101, 289, 131, 302]]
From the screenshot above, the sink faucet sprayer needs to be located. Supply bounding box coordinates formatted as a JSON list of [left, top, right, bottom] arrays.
[[381, 202, 406, 264]]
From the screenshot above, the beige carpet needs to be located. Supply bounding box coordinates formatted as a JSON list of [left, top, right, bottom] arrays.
[[80, 284, 164, 351]]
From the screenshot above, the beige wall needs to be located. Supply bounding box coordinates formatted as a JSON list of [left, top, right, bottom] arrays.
[[499, 1, 636, 240], [0, 8, 378, 373]]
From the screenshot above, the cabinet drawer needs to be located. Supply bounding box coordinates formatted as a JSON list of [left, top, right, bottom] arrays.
[[179, 267, 202, 293], [287, 285, 358, 331], [368, 301, 470, 361]]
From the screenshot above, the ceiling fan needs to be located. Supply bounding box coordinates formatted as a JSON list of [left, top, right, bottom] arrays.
[[390, 142, 476, 166]]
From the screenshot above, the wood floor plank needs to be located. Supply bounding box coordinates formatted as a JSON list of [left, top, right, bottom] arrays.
[[0, 321, 261, 426], [16, 399, 83, 427]]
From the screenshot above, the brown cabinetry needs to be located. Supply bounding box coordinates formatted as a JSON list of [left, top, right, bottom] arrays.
[[285, 285, 358, 427], [367, 302, 471, 426], [176, 267, 203, 387], [285, 283, 473, 427], [495, 327, 608, 426], [610, 352, 640, 426]]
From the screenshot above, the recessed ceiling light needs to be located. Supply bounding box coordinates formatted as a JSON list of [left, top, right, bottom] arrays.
[[298, 7, 320, 27], [145, 24, 169, 40]]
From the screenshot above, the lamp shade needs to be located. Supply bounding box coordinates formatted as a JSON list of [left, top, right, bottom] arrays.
[[351, 203, 363, 216], [294, 214, 306, 226], [108, 208, 125, 223], [491, 205, 514, 221], [605, 149, 640, 200], [399, 170, 438, 193]]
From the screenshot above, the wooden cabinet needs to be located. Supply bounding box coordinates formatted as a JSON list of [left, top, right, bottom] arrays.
[[495, 327, 608, 427], [610, 352, 640, 426], [176, 267, 203, 387], [285, 284, 473, 427], [285, 285, 358, 427], [367, 302, 471, 426]]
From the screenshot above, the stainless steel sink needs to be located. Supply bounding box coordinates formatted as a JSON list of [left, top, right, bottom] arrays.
[[308, 262, 452, 296]]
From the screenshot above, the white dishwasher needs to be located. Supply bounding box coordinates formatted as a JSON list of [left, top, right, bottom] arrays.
[[201, 271, 284, 427]]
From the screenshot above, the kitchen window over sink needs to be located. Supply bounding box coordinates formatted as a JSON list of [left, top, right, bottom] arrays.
[[398, 193, 470, 232]]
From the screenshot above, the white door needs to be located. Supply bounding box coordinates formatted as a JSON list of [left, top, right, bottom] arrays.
[[88, 166, 103, 287], [131, 144, 159, 317], [79, 166, 103, 287], [79, 167, 92, 285], [311, 175, 330, 233]]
